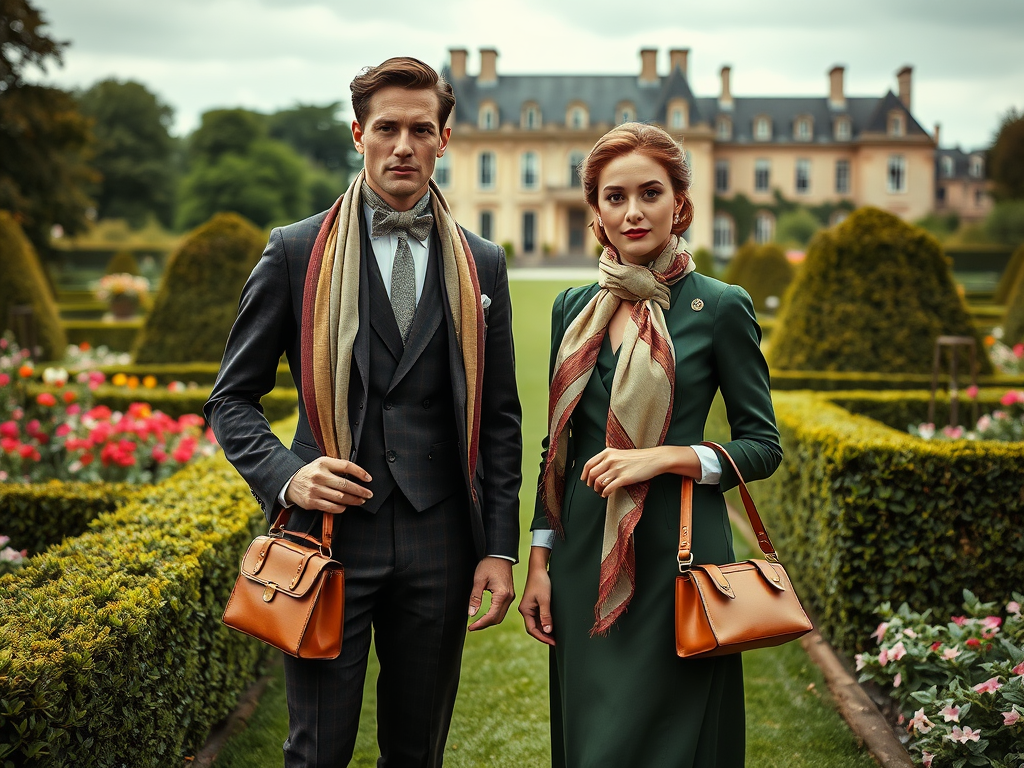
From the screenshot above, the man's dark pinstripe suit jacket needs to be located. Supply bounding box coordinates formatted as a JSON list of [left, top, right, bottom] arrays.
[[204, 207, 523, 561]]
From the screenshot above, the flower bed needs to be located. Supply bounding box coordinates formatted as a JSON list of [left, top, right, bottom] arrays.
[[857, 591, 1024, 767]]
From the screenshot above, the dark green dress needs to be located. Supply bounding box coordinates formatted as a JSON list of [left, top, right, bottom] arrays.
[[533, 273, 782, 768]]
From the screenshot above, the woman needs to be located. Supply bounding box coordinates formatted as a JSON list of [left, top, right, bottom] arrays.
[[519, 123, 782, 768]]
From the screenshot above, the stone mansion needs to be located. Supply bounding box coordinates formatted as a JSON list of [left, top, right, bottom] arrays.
[[435, 47, 951, 259]]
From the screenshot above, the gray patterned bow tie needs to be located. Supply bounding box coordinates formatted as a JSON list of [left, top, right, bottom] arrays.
[[362, 183, 433, 344]]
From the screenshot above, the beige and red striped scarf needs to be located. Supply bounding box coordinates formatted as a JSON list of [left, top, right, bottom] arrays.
[[541, 235, 693, 635], [300, 170, 486, 492]]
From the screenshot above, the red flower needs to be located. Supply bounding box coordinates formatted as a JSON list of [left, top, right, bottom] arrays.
[[55, 424, 72, 438], [0, 421, 17, 439], [929, 641, 942, 652], [966, 638, 981, 648], [951, 616, 968, 626], [0, 373, 9, 386], [86, 405, 112, 421], [17, 444, 40, 461], [26, 419, 42, 436], [80, 452, 94, 466], [62, 390, 77, 404], [1, 437, 18, 453]]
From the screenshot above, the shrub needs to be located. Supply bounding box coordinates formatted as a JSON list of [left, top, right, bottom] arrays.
[[0, 211, 66, 359], [0, 453, 273, 766], [104, 249, 140, 275], [724, 242, 794, 314], [134, 212, 265, 364], [775, 207, 821, 246], [769, 207, 990, 374], [0, 482, 135, 553], [992, 244, 1023, 305], [691, 246, 715, 276], [1004, 264, 1024, 345], [63, 319, 142, 352], [768, 369, 1024, 392], [752, 390, 1024, 655], [985, 200, 1024, 246], [914, 212, 961, 242]]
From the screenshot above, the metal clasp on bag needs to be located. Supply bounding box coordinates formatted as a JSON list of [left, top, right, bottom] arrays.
[[263, 583, 278, 602], [677, 553, 693, 573], [765, 552, 781, 564]]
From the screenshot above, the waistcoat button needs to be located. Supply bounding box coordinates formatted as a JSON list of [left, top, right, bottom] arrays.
[[383, 400, 393, 410], [386, 450, 397, 463], [422, 399, 431, 409]]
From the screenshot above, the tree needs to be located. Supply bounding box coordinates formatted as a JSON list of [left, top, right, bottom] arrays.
[[77, 79, 178, 228], [775, 207, 821, 247], [990, 109, 1024, 201], [268, 102, 352, 173], [0, 0, 96, 251]]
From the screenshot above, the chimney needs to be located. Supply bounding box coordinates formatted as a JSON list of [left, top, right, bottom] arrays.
[[897, 66, 912, 110], [669, 48, 689, 77], [639, 48, 658, 85], [828, 66, 845, 109], [479, 48, 498, 85], [449, 48, 467, 80], [933, 122, 941, 146], [719, 66, 733, 110]]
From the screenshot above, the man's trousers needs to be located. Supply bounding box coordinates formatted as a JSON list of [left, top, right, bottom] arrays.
[[282, 488, 476, 768]]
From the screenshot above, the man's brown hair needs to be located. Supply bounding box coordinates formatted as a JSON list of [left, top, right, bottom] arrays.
[[350, 57, 456, 128]]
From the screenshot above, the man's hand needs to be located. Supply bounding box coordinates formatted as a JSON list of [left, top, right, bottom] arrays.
[[284, 457, 372, 514], [467, 556, 515, 631]]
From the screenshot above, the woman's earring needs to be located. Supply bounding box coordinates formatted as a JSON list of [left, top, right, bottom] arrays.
[[598, 216, 604, 227]]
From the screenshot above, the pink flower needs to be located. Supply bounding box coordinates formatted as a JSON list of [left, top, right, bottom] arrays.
[[973, 676, 1002, 694], [940, 705, 960, 722], [872, 622, 889, 643], [1004, 709, 1021, 726], [948, 726, 981, 743], [965, 384, 979, 399], [921, 752, 933, 767], [0, 373, 9, 387], [903, 628, 918, 639], [854, 653, 866, 671], [1012, 661, 1024, 677], [66, 404, 81, 416], [941, 425, 964, 439], [894, 672, 902, 688], [909, 708, 934, 734], [0, 421, 17, 439], [982, 616, 1002, 631], [951, 615, 968, 626], [890, 641, 908, 661], [1000, 390, 1024, 406], [1014, 343, 1024, 359], [55, 424, 72, 437], [1008, 601, 1021, 616], [942, 646, 961, 660], [878, 648, 889, 666]]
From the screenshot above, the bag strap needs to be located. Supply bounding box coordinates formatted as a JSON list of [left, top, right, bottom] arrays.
[[677, 441, 778, 571], [269, 507, 334, 551]]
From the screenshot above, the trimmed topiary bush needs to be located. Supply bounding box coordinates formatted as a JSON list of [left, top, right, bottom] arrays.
[[725, 242, 794, 315], [104, 249, 141, 275], [0, 211, 66, 359], [691, 246, 715, 276], [769, 207, 990, 373], [1004, 260, 1024, 345], [134, 213, 265, 364]]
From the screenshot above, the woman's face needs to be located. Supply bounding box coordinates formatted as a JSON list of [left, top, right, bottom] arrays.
[[593, 150, 682, 266]]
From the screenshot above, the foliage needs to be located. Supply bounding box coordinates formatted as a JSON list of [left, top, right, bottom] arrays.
[[0, 534, 27, 575], [989, 109, 1024, 201], [104, 248, 140, 275], [908, 389, 1024, 442], [983, 331, 1024, 375], [81, 384, 298, 424], [177, 108, 311, 229], [267, 102, 353, 174], [1004, 269, 1024, 346], [753, 390, 1024, 655], [994, 245, 1024, 305], [691, 246, 715, 276], [0, 0, 66, 93], [0, 210, 66, 358], [0, 452, 273, 766], [714, 191, 854, 247], [134, 212, 265, 364], [0, 481, 132, 553], [985, 200, 1024, 246], [63, 319, 142, 353], [768, 207, 990, 374], [724, 242, 794, 314], [769, 369, 1024, 392], [76, 78, 178, 228], [914, 212, 961, 242], [856, 592, 1024, 768], [775, 207, 822, 247]]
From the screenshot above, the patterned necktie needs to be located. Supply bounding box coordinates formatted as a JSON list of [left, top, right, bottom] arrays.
[[362, 182, 434, 344]]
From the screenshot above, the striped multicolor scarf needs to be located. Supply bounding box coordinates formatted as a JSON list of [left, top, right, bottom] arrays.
[[300, 170, 486, 492], [541, 236, 694, 635]]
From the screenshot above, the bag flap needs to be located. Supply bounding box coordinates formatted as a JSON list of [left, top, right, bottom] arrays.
[[239, 535, 340, 598], [692, 559, 787, 597]]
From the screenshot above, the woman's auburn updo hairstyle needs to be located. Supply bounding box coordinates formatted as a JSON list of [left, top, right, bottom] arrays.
[[580, 122, 695, 249]]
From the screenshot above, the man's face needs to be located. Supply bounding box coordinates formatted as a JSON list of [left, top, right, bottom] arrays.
[[352, 86, 451, 211]]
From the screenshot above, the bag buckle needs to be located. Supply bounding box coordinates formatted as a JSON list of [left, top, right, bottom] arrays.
[[263, 583, 278, 602], [765, 552, 780, 564], [677, 553, 693, 573]]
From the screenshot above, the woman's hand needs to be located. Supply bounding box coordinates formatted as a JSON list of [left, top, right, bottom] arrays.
[[581, 446, 700, 498], [518, 548, 555, 646]]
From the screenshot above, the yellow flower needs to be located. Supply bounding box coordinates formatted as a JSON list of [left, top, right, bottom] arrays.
[[142, 375, 157, 389], [112, 373, 128, 387]]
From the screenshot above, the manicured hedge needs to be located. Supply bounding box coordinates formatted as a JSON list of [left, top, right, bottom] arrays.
[[62, 320, 142, 352], [51, 361, 295, 389], [0, 482, 136, 554], [768, 369, 1024, 391], [751, 390, 1024, 655], [0, 453, 274, 766], [825, 388, 1007, 431]]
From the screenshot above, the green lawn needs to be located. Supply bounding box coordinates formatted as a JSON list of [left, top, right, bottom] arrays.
[[213, 279, 876, 768]]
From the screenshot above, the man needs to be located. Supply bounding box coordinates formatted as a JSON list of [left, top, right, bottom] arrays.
[[205, 57, 522, 767]]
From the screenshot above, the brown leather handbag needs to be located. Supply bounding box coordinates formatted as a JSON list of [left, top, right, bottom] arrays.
[[675, 442, 812, 658], [222, 509, 344, 659]]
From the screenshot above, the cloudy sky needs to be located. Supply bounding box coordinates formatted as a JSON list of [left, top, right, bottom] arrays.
[[31, 0, 1024, 149]]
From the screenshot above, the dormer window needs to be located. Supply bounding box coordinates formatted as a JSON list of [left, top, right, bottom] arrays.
[[479, 102, 497, 130], [941, 156, 954, 178], [795, 116, 813, 141], [754, 116, 771, 141], [667, 99, 689, 131], [617, 102, 636, 124], [888, 112, 905, 137], [834, 118, 851, 141], [671, 109, 686, 129], [522, 103, 541, 130], [970, 155, 984, 178], [568, 104, 589, 130], [717, 116, 733, 141]]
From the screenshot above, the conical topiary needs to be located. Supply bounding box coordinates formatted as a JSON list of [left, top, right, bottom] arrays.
[[724, 243, 794, 315], [133, 212, 266, 364], [995, 244, 1024, 306], [1003, 266, 1024, 346], [0, 211, 66, 360], [105, 249, 141, 276], [768, 207, 990, 373]]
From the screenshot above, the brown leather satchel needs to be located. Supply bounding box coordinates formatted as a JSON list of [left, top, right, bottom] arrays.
[[675, 442, 812, 658], [222, 509, 344, 659]]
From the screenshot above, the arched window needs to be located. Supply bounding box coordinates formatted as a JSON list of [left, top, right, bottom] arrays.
[[713, 214, 735, 258], [667, 98, 689, 130], [754, 116, 771, 141], [616, 102, 636, 125], [568, 150, 585, 188], [794, 116, 813, 141], [969, 155, 984, 178], [834, 117, 851, 141], [567, 103, 589, 130], [478, 102, 497, 130], [717, 116, 733, 141], [521, 102, 541, 130], [754, 212, 775, 244]]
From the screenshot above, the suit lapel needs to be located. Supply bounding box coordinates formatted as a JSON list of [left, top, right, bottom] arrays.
[[389, 229, 443, 391], [353, 214, 371, 397]]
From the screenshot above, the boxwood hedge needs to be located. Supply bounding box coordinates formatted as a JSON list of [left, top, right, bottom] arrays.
[[752, 390, 1024, 655], [0, 452, 274, 766]]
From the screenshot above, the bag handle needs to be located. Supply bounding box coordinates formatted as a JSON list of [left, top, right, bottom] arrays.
[[269, 507, 334, 553], [677, 441, 778, 571]]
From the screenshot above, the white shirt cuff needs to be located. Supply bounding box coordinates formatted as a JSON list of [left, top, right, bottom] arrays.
[[277, 473, 298, 508], [531, 529, 556, 549], [487, 554, 516, 562], [692, 444, 723, 485]]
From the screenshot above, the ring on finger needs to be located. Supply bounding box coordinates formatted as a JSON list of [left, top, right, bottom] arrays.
[[341, 477, 348, 490]]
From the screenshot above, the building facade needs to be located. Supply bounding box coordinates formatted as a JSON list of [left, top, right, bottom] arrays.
[[438, 48, 936, 259], [933, 143, 992, 223]]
